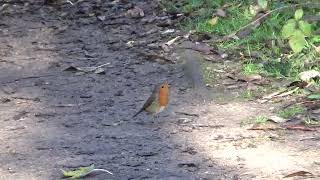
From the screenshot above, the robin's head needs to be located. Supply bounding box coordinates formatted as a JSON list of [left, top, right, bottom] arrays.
[[158, 81, 169, 106]]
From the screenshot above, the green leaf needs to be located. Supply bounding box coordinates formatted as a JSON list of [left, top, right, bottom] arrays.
[[249, 5, 259, 16], [281, 19, 296, 39], [62, 164, 95, 179], [258, 0, 268, 9], [311, 35, 320, 43], [298, 20, 312, 36], [307, 94, 320, 100], [289, 30, 306, 53], [295, 9, 303, 20]]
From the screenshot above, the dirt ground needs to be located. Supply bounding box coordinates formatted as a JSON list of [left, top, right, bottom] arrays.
[[0, 1, 319, 180]]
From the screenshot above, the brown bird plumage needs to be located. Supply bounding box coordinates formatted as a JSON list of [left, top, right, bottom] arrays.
[[133, 82, 169, 118]]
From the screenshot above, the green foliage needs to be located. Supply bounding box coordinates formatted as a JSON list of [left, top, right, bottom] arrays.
[[298, 20, 312, 36], [277, 105, 306, 119], [258, 0, 268, 10], [263, 60, 292, 77], [243, 63, 263, 75], [255, 115, 268, 124], [281, 9, 314, 53], [307, 94, 320, 100], [240, 90, 253, 99], [281, 19, 297, 39], [161, 0, 319, 80], [288, 30, 306, 53], [294, 9, 304, 20]]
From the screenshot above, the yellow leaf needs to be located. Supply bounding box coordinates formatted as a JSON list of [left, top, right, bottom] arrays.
[[208, 16, 219, 26]]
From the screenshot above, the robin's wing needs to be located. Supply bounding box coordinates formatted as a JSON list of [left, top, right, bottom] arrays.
[[141, 85, 159, 110], [132, 85, 159, 117]]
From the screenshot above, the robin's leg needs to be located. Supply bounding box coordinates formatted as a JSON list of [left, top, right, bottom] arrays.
[[151, 114, 155, 123]]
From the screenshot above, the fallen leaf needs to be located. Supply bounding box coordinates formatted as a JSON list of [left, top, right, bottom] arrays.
[[63, 63, 109, 74], [126, 41, 135, 47], [215, 8, 226, 17], [180, 41, 213, 54], [94, 67, 106, 74], [208, 16, 219, 26], [249, 5, 260, 16], [307, 94, 320, 100], [241, 74, 262, 82], [126, 6, 144, 18], [165, 36, 181, 46], [283, 171, 313, 178], [61, 164, 95, 179], [97, 15, 106, 21], [277, 87, 299, 97], [248, 122, 281, 131], [262, 90, 284, 100], [267, 115, 288, 123], [61, 164, 112, 179], [299, 70, 320, 82], [161, 29, 175, 34]]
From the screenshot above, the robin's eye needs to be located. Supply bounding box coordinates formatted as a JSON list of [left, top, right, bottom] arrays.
[[161, 86, 164, 88]]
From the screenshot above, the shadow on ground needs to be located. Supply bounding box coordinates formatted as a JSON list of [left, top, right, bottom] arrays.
[[0, 1, 238, 179]]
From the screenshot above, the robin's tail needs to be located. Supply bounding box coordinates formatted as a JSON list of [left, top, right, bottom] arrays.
[[132, 108, 144, 118]]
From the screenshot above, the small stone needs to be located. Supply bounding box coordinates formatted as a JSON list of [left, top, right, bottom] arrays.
[[114, 90, 124, 96]]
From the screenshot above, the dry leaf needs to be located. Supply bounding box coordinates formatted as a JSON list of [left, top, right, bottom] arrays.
[[262, 90, 285, 100], [97, 15, 106, 21], [267, 115, 288, 123], [277, 87, 299, 97], [180, 41, 213, 54], [63, 63, 109, 74], [165, 36, 181, 46], [240, 74, 262, 82], [94, 67, 106, 74], [299, 70, 320, 82], [248, 122, 281, 131], [126, 6, 144, 18], [161, 29, 175, 34], [215, 8, 226, 17]]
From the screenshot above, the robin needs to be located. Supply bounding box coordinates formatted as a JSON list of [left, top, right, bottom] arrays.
[[133, 82, 169, 118]]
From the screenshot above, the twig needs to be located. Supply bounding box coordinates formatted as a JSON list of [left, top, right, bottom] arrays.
[[96, 63, 110, 69], [283, 125, 317, 131], [190, 124, 224, 128], [66, 0, 74, 5], [175, 111, 199, 117], [88, 169, 113, 175], [299, 137, 320, 141]]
